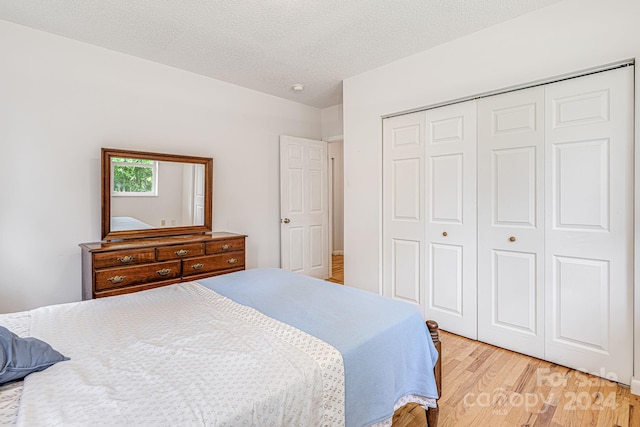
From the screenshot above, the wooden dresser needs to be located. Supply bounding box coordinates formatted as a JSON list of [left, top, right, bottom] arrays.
[[80, 232, 246, 299]]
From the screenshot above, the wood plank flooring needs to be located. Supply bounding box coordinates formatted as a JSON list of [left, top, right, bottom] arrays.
[[392, 331, 631, 427], [328, 254, 344, 284], [329, 255, 631, 426], [436, 331, 630, 427]]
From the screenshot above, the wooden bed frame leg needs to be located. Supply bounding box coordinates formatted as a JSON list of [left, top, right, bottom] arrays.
[[426, 320, 441, 427], [426, 406, 439, 427]]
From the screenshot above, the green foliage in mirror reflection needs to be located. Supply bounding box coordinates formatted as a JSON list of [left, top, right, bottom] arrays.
[[112, 158, 154, 193]]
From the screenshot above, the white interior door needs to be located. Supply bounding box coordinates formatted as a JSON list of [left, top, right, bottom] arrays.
[[382, 112, 425, 309], [425, 100, 478, 338], [192, 164, 205, 225], [280, 135, 329, 279], [544, 67, 634, 384], [478, 86, 546, 359]]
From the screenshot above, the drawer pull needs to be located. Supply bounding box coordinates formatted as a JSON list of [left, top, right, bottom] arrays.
[[226, 258, 238, 265], [191, 263, 205, 270], [221, 244, 231, 251], [175, 249, 190, 256], [107, 275, 126, 284], [117, 255, 136, 264], [156, 268, 172, 276]]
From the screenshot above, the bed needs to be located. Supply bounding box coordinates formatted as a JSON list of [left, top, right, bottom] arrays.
[[110, 215, 155, 231], [0, 268, 441, 426]]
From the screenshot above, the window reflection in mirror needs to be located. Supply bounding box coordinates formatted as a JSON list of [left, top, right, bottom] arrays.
[[111, 158, 158, 196]]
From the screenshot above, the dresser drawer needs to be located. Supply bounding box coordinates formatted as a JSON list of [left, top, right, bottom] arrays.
[[93, 248, 156, 269], [95, 261, 181, 291], [182, 253, 245, 277], [205, 238, 245, 255], [156, 243, 204, 261]]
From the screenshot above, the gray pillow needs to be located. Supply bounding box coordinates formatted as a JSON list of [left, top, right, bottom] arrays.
[[0, 325, 69, 385]]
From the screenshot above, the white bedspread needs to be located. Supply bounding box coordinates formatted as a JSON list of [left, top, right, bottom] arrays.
[[0, 312, 30, 425], [15, 283, 345, 426]]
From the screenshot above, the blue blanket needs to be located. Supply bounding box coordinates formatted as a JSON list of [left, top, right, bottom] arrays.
[[198, 268, 439, 427]]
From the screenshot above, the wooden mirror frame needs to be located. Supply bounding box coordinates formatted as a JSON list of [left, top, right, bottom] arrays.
[[102, 148, 213, 241]]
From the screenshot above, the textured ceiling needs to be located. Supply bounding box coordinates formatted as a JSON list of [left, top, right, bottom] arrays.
[[0, 0, 561, 108]]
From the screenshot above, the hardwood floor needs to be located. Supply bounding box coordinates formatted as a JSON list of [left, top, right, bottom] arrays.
[[326, 255, 631, 426], [436, 331, 631, 427], [328, 254, 344, 284], [394, 331, 631, 427]]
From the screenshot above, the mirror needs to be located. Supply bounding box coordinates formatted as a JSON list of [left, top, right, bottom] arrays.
[[102, 148, 213, 240]]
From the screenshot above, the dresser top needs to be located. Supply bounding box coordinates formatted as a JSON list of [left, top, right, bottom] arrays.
[[80, 232, 246, 253]]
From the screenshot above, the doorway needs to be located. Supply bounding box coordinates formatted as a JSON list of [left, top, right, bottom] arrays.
[[328, 139, 344, 284]]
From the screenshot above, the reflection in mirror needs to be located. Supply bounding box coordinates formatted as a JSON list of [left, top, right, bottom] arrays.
[[102, 149, 212, 240], [110, 159, 205, 231]]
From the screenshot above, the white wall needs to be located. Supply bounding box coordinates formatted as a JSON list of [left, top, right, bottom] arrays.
[[328, 141, 344, 254], [322, 104, 344, 140], [0, 20, 321, 313], [342, 0, 640, 391], [322, 104, 344, 255]]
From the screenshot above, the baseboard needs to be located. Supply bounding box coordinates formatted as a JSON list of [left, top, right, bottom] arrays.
[[631, 377, 640, 395], [332, 250, 344, 256]]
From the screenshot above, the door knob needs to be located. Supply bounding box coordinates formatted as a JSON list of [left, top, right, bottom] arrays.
[[282, 218, 291, 224]]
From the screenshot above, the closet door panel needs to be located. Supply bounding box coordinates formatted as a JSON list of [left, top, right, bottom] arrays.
[[383, 113, 425, 310], [391, 239, 421, 304], [425, 100, 477, 338], [552, 256, 609, 350], [478, 86, 545, 359], [545, 67, 633, 384], [492, 250, 537, 334], [553, 140, 609, 230], [430, 243, 463, 314], [430, 154, 463, 223], [392, 158, 421, 221], [492, 146, 537, 227]]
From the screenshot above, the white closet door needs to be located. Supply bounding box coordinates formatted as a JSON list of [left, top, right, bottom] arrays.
[[382, 112, 425, 309], [478, 87, 545, 358], [544, 67, 634, 384], [425, 101, 477, 338]]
